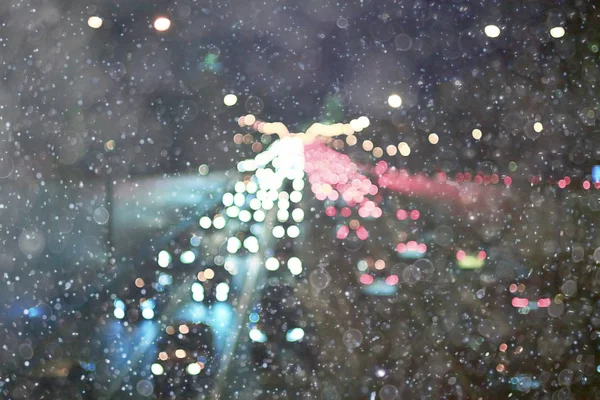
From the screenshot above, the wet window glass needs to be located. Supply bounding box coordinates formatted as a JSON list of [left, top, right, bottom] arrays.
[[1, 1, 600, 399]]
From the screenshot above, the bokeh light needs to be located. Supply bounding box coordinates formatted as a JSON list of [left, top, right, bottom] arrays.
[[550, 26, 565, 38], [88, 16, 103, 29], [484, 24, 501, 38], [154, 17, 171, 32], [224, 94, 238, 106], [387, 94, 402, 108]]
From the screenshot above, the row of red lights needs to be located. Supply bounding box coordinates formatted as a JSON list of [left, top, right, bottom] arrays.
[[512, 298, 551, 308], [360, 274, 400, 286], [336, 225, 369, 240], [456, 250, 487, 261], [396, 209, 420, 220], [396, 241, 427, 253]]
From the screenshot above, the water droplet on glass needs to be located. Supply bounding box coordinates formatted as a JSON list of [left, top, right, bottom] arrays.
[[136, 380, 154, 396], [93, 207, 110, 225], [343, 328, 363, 349], [309, 268, 331, 290], [0, 153, 14, 178], [379, 384, 399, 400], [245, 96, 264, 114]]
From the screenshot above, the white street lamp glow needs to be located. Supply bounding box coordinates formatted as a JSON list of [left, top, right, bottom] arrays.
[[88, 16, 103, 29], [154, 17, 171, 32], [387, 94, 402, 108], [550, 27, 565, 38], [484, 25, 501, 38]]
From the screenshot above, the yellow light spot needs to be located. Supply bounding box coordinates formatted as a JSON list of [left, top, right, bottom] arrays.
[[151, 363, 164, 375], [357, 116, 370, 129], [179, 324, 189, 334], [349, 119, 363, 132], [175, 349, 186, 358], [154, 17, 171, 32], [223, 94, 238, 106], [88, 16, 103, 29], [363, 140, 374, 152], [472, 128, 482, 140], [386, 144, 397, 156], [373, 147, 383, 158], [387, 94, 402, 108], [398, 142, 411, 156], [484, 25, 501, 38], [428, 133, 439, 144], [204, 268, 215, 280], [105, 140, 115, 151], [550, 27, 565, 38], [533, 122, 543, 133], [346, 135, 357, 146], [244, 114, 256, 126]]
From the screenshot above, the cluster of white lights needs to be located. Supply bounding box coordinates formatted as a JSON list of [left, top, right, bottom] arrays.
[[158, 250, 171, 268], [192, 282, 204, 302], [215, 282, 229, 302], [140, 299, 155, 320], [287, 257, 303, 275], [180, 250, 195, 264], [199, 216, 212, 229], [90, 16, 172, 32], [348, 116, 370, 133], [265, 257, 280, 271], [186, 363, 202, 375], [484, 24, 565, 39], [243, 236, 259, 253], [213, 215, 226, 229], [249, 328, 267, 343], [227, 237, 242, 253], [113, 299, 126, 319]]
